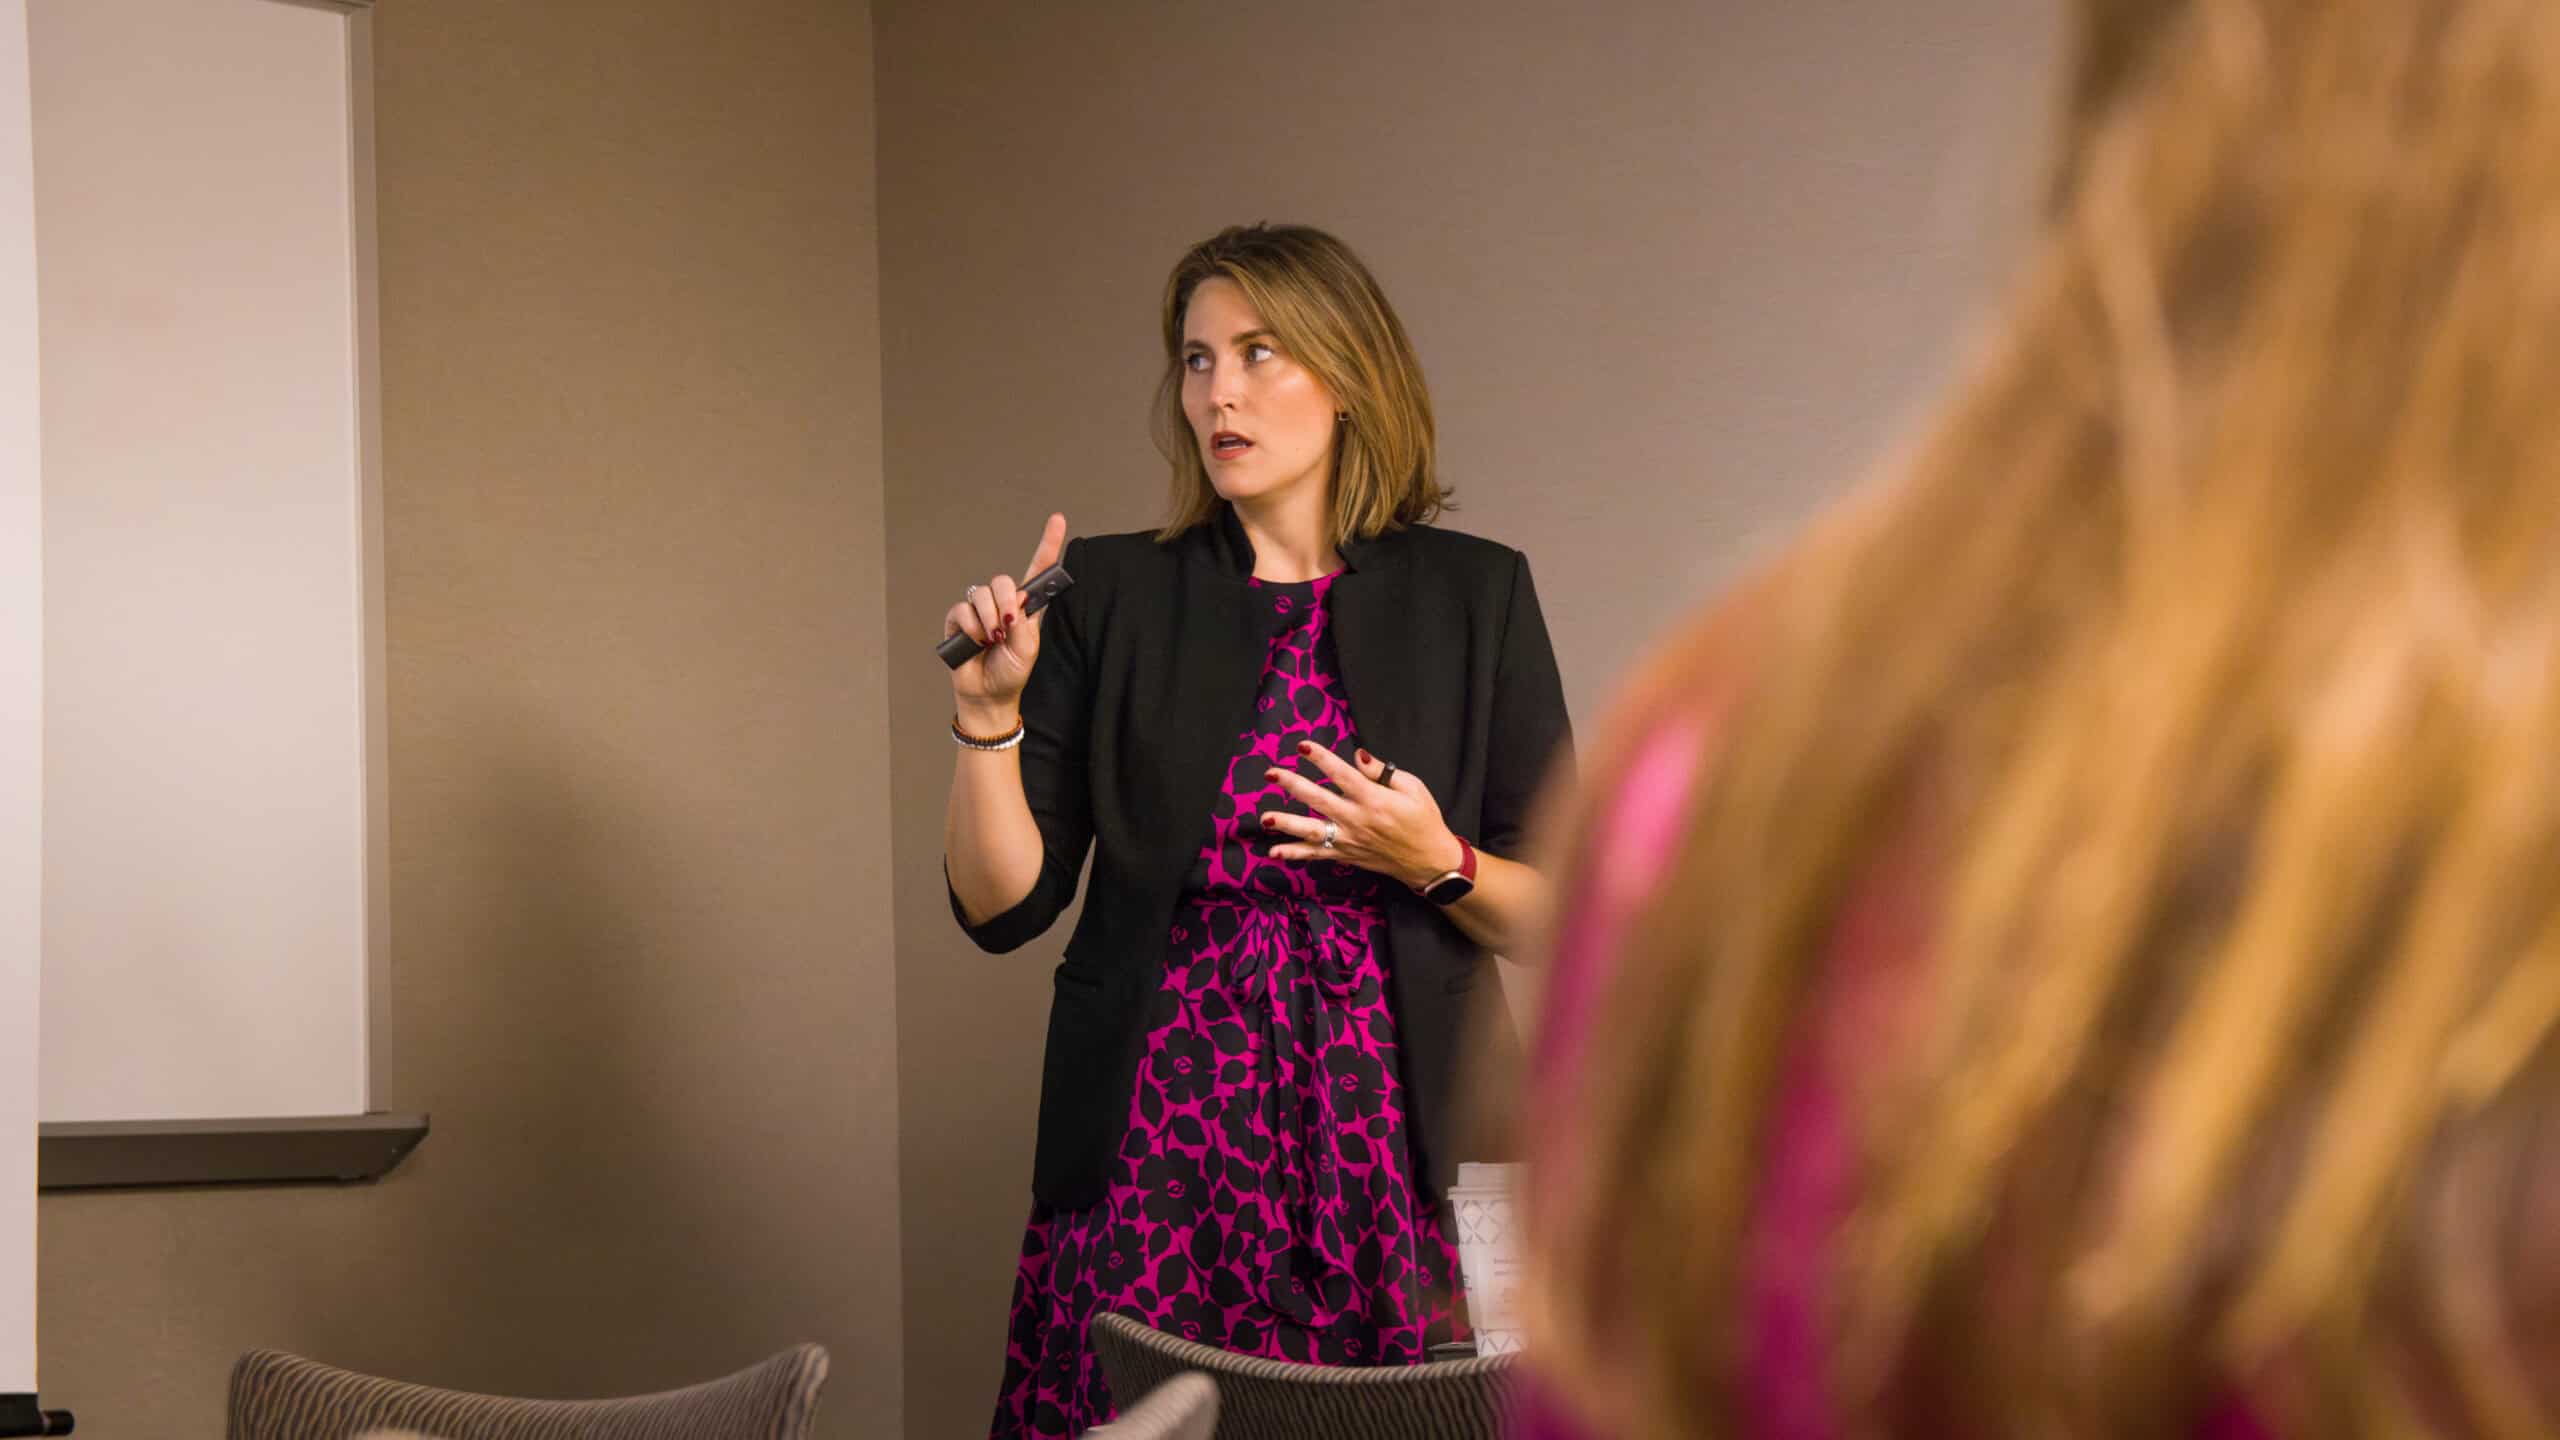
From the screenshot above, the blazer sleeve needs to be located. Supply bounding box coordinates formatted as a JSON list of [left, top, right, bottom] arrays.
[[946, 536, 1098, 953], [1481, 549, 1574, 859]]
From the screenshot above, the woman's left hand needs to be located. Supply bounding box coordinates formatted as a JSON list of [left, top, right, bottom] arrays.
[[1261, 741, 1464, 892]]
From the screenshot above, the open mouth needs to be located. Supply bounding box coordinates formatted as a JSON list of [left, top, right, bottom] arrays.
[[1209, 430, 1253, 460]]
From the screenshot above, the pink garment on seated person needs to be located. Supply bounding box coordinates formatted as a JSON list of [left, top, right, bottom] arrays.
[[1517, 717, 2272, 1439]]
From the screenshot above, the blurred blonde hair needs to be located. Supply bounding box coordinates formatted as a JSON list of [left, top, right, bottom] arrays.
[[1151, 224, 1448, 547], [1529, 1, 2560, 1434]]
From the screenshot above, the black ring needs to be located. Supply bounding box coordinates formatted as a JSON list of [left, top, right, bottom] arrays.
[[1376, 760, 1400, 788]]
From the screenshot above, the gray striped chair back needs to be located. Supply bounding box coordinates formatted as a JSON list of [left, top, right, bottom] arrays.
[[1090, 1314, 1515, 1440], [227, 1344, 829, 1440], [1080, 1372, 1217, 1440]]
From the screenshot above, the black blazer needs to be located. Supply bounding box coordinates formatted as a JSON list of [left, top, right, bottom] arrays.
[[948, 503, 1573, 1210]]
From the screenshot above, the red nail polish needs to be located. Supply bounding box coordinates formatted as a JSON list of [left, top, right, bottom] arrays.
[[1357, 749, 1373, 765], [1297, 741, 1313, 755]]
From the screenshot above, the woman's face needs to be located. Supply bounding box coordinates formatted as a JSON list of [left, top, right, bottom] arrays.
[[1180, 276, 1341, 511]]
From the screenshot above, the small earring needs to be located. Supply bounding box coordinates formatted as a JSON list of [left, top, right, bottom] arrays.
[[1336, 411, 1350, 423]]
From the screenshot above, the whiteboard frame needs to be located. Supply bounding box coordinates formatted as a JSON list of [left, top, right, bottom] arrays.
[[346, 0, 390, 1120]]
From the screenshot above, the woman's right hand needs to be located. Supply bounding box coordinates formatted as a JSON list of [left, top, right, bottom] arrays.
[[947, 512, 1069, 723]]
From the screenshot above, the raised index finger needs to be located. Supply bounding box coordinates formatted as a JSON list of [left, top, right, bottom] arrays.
[[1025, 512, 1068, 579]]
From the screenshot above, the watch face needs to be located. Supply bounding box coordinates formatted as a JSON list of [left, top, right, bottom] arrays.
[[1424, 875, 1476, 906]]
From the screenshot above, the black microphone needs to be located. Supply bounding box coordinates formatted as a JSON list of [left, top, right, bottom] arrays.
[[937, 564, 1075, 670]]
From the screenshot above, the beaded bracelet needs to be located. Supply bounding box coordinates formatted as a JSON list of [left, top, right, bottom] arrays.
[[952, 715, 1027, 752]]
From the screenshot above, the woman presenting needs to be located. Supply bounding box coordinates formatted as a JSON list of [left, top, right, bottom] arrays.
[[942, 222, 1571, 1438]]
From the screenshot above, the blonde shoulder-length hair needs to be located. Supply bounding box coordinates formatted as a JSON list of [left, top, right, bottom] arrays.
[[1151, 224, 1448, 548], [1530, 1, 2560, 1435]]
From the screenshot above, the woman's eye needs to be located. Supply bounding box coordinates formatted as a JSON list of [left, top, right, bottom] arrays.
[[1184, 352, 1211, 373], [1245, 342, 1275, 363]]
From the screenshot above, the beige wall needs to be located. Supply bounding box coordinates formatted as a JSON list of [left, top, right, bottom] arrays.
[[877, 2, 2056, 1435], [36, 2, 901, 1437]]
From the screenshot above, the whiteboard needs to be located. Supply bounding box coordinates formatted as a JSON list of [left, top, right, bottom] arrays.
[[2, 0, 42, 1391], [32, 0, 382, 1125]]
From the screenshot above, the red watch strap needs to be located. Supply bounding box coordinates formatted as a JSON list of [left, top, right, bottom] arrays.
[[1454, 835, 1478, 882]]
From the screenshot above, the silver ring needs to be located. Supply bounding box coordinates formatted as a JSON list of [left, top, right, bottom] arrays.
[[964, 583, 980, 602], [1321, 820, 1338, 849]]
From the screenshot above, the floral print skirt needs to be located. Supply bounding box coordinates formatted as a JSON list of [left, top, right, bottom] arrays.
[[986, 573, 1463, 1438]]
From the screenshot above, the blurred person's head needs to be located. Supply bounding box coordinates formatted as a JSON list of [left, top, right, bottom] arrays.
[[1530, 0, 2560, 1433]]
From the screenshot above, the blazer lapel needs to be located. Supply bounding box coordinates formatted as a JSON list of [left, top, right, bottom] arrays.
[[1157, 528, 1271, 869], [1326, 533, 1428, 781]]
